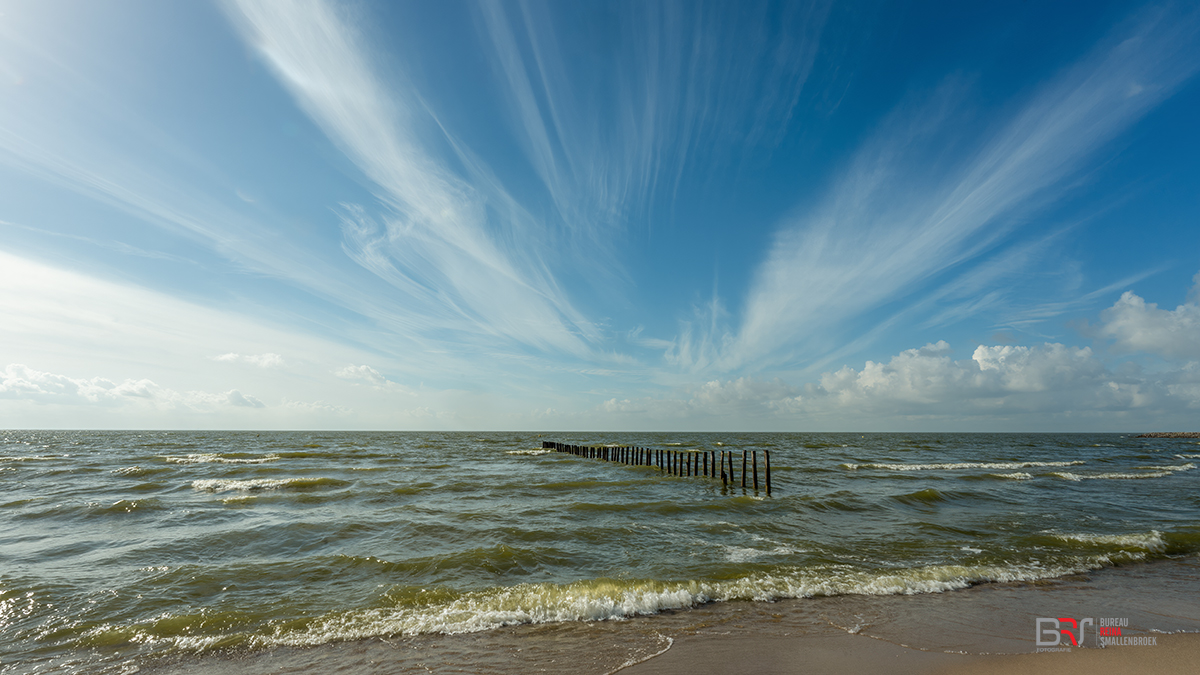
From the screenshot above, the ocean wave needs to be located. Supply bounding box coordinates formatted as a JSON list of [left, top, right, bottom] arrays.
[[1048, 531, 1167, 553], [88, 498, 165, 515], [722, 544, 802, 563], [1051, 464, 1194, 481], [192, 477, 349, 493], [112, 465, 170, 477], [166, 454, 280, 465], [989, 472, 1033, 480], [507, 449, 555, 456], [139, 556, 1143, 650], [842, 460, 1085, 471]]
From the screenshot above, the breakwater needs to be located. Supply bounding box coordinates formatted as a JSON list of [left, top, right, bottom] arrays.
[[543, 441, 771, 494]]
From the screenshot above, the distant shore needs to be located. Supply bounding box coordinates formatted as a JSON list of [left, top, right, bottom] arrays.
[[1135, 432, 1200, 438]]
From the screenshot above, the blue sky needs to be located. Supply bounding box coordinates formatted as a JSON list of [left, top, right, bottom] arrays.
[[1, 0, 1198, 431]]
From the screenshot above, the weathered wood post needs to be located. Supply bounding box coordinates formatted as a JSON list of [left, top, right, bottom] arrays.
[[720, 451, 727, 485], [703, 451, 708, 477], [752, 450, 759, 491], [741, 451, 747, 488], [765, 450, 771, 496]]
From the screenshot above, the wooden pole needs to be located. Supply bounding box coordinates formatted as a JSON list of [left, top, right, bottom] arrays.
[[765, 450, 771, 496], [752, 450, 759, 491], [703, 451, 708, 477], [741, 451, 747, 488], [720, 451, 727, 485]]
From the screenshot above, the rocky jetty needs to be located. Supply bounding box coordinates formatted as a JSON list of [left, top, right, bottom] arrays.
[[1135, 432, 1200, 438]]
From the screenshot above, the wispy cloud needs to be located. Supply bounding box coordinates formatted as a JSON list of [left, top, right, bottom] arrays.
[[717, 5, 1200, 372], [477, 0, 830, 240], [213, 353, 286, 368], [226, 0, 598, 357]]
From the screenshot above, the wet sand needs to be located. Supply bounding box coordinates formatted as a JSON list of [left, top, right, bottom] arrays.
[[619, 632, 1200, 675]]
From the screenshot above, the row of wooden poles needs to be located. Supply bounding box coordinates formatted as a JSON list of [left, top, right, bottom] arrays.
[[541, 441, 771, 495]]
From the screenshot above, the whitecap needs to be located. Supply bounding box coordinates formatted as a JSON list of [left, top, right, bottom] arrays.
[[1049, 531, 1166, 552], [192, 477, 346, 492], [1051, 464, 1193, 480], [165, 454, 279, 465], [843, 460, 1085, 471]]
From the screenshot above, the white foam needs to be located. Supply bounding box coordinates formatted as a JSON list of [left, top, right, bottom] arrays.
[[191, 477, 343, 492], [166, 454, 279, 465], [1050, 531, 1167, 552], [100, 555, 1145, 652], [722, 545, 800, 563], [1136, 463, 1196, 472], [607, 633, 673, 674], [1051, 464, 1193, 480], [843, 460, 1085, 471], [990, 472, 1033, 480], [507, 449, 555, 456]]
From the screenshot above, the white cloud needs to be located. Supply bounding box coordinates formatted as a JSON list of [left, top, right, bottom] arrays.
[[333, 364, 416, 395], [281, 399, 350, 415], [213, 352, 286, 368], [334, 364, 386, 385], [1097, 273, 1200, 359], [0, 363, 266, 411], [593, 338, 1200, 429]]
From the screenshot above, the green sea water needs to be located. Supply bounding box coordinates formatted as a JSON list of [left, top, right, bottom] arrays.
[[3, 431, 1199, 673]]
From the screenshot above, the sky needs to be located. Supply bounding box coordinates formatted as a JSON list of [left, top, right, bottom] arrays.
[[0, 0, 1198, 431]]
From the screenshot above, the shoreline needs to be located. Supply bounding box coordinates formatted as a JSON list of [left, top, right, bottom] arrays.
[[139, 556, 1200, 675]]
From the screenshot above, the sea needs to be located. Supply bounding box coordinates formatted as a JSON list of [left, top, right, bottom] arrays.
[[3, 431, 1200, 674]]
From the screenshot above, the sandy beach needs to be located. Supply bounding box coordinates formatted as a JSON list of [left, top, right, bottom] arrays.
[[620, 632, 1200, 675]]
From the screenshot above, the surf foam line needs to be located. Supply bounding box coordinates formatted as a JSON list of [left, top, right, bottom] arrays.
[[1051, 463, 1195, 480], [842, 460, 1085, 471], [191, 477, 348, 492], [105, 554, 1150, 653], [166, 454, 280, 464]]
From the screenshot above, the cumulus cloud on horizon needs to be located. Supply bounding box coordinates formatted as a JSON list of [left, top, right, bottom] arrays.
[[1096, 271, 1200, 360], [0, 364, 266, 411]]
